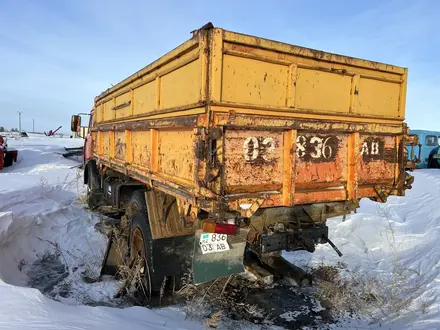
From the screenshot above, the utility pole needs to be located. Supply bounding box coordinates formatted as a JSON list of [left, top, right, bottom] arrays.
[[32, 118, 35, 133], [18, 111, 22, 132]]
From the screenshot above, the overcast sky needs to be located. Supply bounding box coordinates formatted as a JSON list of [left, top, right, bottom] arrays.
[[0, 0, 439, 133]]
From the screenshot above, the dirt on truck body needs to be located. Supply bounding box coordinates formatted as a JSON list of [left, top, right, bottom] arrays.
[[72, 22, 414, 296]]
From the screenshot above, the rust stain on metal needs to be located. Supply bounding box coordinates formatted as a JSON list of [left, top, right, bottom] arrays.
[[295, 133, 346, 192], [293, 189, 347, 205], [357, 135, 396, 185], [229, 44, 255, 55], [360, 136, 396, 163], [224, 130, 284, 194], [214, 112, 404, 135], [95, 115, 200, 132]]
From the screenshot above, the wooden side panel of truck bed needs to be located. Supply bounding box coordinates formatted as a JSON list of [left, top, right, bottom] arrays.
[[92, 26, 410, 214]]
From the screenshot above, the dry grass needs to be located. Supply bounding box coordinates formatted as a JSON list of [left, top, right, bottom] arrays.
[[72, 169, 88, 205], [311, 261, 424, 322], [36, 236, 104, 282], [177, 274, 272, 327], [38, 176, 49, 188], [102, 213, 171, 307], [103, 217, 150, 302], [25, 236, 118, 306], [310, 205, 424, 319], [75, 192, 88, 205], [311, 263, 383, 316], [116, 253, 150, 303], [204, 311, 222, 328], [376, 205, 424, 316]]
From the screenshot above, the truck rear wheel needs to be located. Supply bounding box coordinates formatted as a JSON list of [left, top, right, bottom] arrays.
[[127, 190, 166, 302]]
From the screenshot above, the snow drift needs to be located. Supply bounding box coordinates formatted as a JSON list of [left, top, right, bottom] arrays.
[[286, 169, 440, 328], [0, 135, 203, 330]]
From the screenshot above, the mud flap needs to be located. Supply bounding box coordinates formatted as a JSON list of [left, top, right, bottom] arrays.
[[192, 229, 248, 284], [100, 230, 126, 277]]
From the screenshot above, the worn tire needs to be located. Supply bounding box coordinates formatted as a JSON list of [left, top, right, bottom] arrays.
[[128, 190, 165, 300]]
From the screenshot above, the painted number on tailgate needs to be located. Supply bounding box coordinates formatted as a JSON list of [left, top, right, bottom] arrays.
[[296, 135, 339, 162], [242, 137, 276, 162], [360, 137, 387, 162]]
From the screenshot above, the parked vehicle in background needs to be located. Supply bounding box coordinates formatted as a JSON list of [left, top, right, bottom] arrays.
[[71, 23, 416, 300], [44, 126, 62, 137], [0, 135, 18, 170], [408, 130, 440, 168]]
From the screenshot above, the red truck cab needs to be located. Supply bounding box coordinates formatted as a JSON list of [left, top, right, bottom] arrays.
[[84, 110, 94, 163], [71, 111, 94, 164]]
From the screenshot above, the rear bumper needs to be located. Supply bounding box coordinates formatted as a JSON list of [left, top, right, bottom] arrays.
[[260, 225, 328, 254]]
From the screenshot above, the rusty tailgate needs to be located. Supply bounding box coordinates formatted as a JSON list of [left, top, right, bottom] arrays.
[[223, 128, 401, 207]]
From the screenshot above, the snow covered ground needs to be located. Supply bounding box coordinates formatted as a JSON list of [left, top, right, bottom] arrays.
[[0, 134, 204, 330], [1, 134, 440, 329], [285, 170, 440, 329]]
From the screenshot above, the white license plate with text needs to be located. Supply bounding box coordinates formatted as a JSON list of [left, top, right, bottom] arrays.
[[199, 233, 230, 254]]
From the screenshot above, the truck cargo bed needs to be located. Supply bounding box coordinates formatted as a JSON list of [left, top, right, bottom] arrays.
[[91, 23, 411, 223]]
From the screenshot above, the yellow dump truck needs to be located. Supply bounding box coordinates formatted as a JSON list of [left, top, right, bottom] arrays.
[[72, 23, 414, 296]]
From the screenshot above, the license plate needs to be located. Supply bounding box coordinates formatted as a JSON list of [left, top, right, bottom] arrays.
[[199, 233, 230, 254]]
